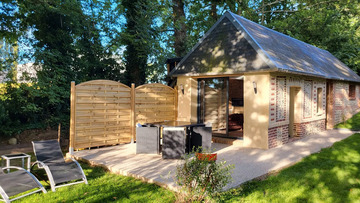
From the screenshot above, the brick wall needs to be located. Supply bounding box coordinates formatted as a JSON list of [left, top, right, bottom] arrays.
[[268, 125, 289, 148], [327, 81, 360, 128]]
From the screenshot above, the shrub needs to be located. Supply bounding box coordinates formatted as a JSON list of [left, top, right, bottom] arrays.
[[175, 149, 234, 202]]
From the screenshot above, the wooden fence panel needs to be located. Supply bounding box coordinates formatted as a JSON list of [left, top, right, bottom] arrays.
[[70, 81, 177, 151], [135, 83, 177, 124], [72, 80, 132, 150]]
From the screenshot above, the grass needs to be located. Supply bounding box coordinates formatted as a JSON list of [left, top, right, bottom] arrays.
[[216, 133, 360, 202], [1, 153, 175, 203], [335, 112, 360, 130], [22, 163, 175, 203]]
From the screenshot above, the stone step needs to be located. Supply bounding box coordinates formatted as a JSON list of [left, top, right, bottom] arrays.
[[212, 137, 243, 146]]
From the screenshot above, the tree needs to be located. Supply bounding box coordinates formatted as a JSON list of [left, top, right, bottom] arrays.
[[75, 1, 124, 82], [122, 0, 158, 86], [267, 0, 360, 73], [17, 0, 123, 126], [0, 0, 21, 79], [172, 0, 188, 57]]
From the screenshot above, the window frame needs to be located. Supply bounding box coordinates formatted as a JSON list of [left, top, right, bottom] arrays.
[[317, 87, 323, 114], [349, 84, 356, 100]]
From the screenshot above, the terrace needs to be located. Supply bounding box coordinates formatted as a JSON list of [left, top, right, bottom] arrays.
[[70, 128, 355, 190]]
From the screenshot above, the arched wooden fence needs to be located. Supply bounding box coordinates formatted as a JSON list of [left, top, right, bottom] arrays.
[[69, 80, 177, 151]]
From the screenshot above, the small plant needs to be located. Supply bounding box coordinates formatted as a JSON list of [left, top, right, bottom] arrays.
[[175, 149, 234, 202], [342, 113, 346, 125]]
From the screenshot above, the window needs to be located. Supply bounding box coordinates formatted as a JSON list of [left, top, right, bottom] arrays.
[[317, 88, 323, 114], [349, 84, 356, 100]]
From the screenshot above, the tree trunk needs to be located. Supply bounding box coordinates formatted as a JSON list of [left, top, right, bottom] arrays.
[[210, 0, 218, 21], [172, 0, 187, 57], [261, 0, 265, 25]]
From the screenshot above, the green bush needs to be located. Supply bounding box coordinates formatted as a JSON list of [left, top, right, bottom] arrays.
[[0, 82, 65, 138], [175, 149, 234, 202]]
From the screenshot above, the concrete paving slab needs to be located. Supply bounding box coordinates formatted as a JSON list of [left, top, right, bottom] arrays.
[[72, 129, 357, 190]]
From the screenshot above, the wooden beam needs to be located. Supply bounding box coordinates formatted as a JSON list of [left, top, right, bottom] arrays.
[[174, 86, 178, 121], [190, 74, 244, 79], [131, 83, 135, 143], [69, 81, 75, 154]]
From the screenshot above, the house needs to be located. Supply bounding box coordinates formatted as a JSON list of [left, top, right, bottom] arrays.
[[168, 11, 360, 149], [0, 63, 37, 83]]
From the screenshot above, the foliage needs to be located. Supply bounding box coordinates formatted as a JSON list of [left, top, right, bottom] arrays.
[[121, 0, 162, 86], [268, 1, 360, 74], [334, 111, 360, 130], [175, 149, 234, 202], [0, 0, 124, 137], [216, 133, 360, 202], [0, 83, 46, 137]]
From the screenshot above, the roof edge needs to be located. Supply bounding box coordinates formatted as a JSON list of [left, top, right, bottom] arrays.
[[171, 67, 279, 77]]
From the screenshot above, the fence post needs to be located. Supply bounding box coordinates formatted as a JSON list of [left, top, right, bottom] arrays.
[[174, 86, 178, 121], [69, 81, 75, 154], [131, 83, 135, 143]]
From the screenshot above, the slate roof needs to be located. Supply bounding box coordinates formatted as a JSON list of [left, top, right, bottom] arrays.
[[170, 11, 360, 82]]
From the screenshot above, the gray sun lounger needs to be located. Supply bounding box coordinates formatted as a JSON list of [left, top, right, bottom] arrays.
[[0, 166, 46, 203], [32, 140, 88, 192]]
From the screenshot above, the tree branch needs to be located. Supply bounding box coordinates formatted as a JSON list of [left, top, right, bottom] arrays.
[[258, 10, 297, 14], [256, 0, 340, 15], [255, 0, 286, 11]]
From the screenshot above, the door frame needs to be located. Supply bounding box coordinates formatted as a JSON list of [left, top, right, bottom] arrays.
[[289, 86, 301, 137]]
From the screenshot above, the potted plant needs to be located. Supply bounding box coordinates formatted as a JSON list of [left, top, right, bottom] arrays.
[[175, 149, 233, 202], [195, 152, 217, 162]]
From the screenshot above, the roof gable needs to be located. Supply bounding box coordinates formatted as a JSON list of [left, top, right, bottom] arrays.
[[170, 15, 272, 76], [170, 11, 360, 82]]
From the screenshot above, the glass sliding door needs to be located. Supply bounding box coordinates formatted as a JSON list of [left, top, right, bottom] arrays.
[[198, 78, 228, 135]]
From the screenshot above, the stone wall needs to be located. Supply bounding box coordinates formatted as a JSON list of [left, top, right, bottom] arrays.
[[268, 73, 327, 148], [268, 125, 289, 148], [294, 119, 326, 137], [327, 81, 360, 128]]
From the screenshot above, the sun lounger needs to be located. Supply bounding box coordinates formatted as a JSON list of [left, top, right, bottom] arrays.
[[32, 140, 88, 192], [0, 166, 46, 203]]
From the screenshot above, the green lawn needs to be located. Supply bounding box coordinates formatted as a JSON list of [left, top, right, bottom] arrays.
[[335, 112, 360, 130], [0, 153, 174, 203], [216, 133, 360, 202], [20, 163, 175, 203]]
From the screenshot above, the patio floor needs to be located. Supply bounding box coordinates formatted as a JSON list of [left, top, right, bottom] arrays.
[[71, 129, 357, 191]]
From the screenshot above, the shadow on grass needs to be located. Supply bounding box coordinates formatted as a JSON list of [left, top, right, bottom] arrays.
[[216, 133, 360, 202]]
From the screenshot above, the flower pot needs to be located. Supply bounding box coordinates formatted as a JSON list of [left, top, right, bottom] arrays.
[[195, 153, 217, 162]]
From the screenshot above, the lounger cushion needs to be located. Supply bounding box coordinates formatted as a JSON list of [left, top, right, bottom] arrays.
[[46, 162, 84, 185], [33, 140, 64, 163], [0, 170, 39, 197]]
